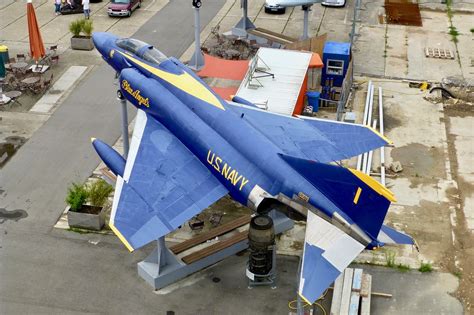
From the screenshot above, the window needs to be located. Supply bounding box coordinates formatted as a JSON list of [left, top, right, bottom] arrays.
[[326, 59, 344, 75], [142, 47, 168, 65], [115, 38, 147, 55]]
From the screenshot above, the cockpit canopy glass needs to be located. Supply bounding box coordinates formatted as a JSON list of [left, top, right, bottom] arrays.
[[142, 47, 167, 65], [115, 38, 168, 65], [116, 38, 146, 55]]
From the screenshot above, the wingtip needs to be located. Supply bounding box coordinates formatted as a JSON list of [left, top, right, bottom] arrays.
[[109, 223, 135, 252], [90, 137, 97, 143]]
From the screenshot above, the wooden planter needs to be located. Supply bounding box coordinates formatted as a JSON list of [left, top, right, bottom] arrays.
[[67, 204, 106, 231], [71, 36, 94, 51]]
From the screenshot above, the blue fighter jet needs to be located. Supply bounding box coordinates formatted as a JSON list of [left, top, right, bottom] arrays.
[[91, 32, 415, 304]]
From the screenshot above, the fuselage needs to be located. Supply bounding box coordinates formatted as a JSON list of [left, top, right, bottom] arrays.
[[92, 32, 356, 231]]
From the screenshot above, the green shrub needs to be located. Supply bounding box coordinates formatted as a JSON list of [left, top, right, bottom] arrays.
[[397, 264, 410, 272], [87, 179, 113, 207], [419, 261, 433, 273], [385, 250, 396, 268], [82, 19, 94, 37], [69, 19, 84, 37], [66, 183, 88, 211]]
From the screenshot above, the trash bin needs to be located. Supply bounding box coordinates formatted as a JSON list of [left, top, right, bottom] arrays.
[[306, 91, 320, 112], [0, 45, 8, 78]]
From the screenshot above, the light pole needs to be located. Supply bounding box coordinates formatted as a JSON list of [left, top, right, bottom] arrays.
[[189, 0, 205, 71]]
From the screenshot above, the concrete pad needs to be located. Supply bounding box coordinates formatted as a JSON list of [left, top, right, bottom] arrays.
[[407, 29, 461, 81], [449, 116, 474, 230], [30, 66, 88, 114], [456, 33, 474, 80], [353, 25, 386, 76], [450, 116, 474, 177], [357, 0, 384, 26], [385, 25, 408, 78]]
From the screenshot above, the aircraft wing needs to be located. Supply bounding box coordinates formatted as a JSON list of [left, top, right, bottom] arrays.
[[110, 110, 228, 251], [299, 211, 365, 304], [228, 103, 390, 163]]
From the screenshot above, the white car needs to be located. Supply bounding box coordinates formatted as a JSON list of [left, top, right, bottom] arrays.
[[321, 0, 346, 7], [264, 0, 322, 13]]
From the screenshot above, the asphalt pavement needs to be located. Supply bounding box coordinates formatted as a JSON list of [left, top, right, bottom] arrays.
[[0, 0, 233, 313]]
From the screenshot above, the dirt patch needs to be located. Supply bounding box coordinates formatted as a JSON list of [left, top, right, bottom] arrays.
[[383, 103, 404, 132], [391, 143, 445, 180], [0, 136, 27, 169], [0, 208, 28, 223]]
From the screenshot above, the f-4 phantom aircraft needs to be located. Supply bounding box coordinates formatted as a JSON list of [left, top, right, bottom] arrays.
[[91, 32, 415, 304]]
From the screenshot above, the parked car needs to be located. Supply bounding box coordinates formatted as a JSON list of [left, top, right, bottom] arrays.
[[264, 0, 286, 14], [321, 0, 346, 7], [108, 0, 141, 17]]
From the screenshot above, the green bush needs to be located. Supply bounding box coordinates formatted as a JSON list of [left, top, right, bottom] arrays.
[[418, 261, 433, 273], [82, 19, 94, 37], [69, 19, 94, 37], [385, 250, 396, 268], [87, 179, 113, 207], [66, 183, 88, 211], [69, 19, 84, 37]]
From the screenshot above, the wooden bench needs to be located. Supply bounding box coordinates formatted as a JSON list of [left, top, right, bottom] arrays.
[[181, 231, 249, 264], [170, 215, 251, 254]]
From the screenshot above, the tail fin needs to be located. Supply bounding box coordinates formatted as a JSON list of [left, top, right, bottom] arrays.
[[280, 154, 396, 239]]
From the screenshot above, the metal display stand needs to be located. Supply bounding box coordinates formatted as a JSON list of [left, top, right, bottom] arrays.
[[189, 4, 205, 71], [137, 210, 293, 290], [231, 0, 256, 37], [302, 5, 311, 40]]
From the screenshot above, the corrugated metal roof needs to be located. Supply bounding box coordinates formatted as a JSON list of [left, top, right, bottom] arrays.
[[236, 48, 312, 116]]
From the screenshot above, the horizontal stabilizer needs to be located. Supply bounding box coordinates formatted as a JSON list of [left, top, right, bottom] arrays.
[[378, 225, 415, 245], [280, 154, 395, 239], [228, 103, 390, 163], [299, 211, 365, 304]]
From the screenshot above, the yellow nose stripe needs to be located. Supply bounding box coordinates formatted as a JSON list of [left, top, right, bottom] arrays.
[[116, 50, 225, 111]]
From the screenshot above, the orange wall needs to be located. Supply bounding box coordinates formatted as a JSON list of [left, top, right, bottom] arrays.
[[292, 70, 309, 116]]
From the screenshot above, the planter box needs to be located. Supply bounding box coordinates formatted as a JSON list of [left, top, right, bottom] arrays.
[[71, 36, 94, 51], [67, 205, 106, 231]]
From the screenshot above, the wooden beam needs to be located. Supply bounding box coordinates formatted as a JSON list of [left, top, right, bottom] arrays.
[[170, 215, 251, 254], [181, 231, 248, 264]]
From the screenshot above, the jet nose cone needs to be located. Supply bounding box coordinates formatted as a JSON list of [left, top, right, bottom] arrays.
[[92, 32, 117, 56]]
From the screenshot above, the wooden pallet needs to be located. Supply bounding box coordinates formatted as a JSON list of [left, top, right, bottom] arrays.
[[330, 268, 372, 315], [425, 47, 455, 59]]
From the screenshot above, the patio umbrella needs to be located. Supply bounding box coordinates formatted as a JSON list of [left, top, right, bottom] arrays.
[[27, 0, 46, 62]]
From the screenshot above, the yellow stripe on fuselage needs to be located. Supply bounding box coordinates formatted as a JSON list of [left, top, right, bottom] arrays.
[[116, 50, 225, 111], [348, 168, 397, 202], [109, 222, 134, 252]]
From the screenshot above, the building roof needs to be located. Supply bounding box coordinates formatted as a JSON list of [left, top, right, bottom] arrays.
[[197, 54, 249, 81], [236, 48, 313, 116]]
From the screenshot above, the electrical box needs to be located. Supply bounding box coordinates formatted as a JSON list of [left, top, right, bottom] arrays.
[[321, 42, 351, 88]]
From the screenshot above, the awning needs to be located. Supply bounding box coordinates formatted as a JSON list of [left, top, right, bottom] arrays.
[[197, 54, 249, 81], [309, 53, 323, 68]]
